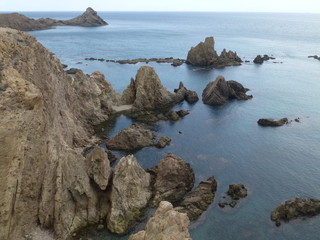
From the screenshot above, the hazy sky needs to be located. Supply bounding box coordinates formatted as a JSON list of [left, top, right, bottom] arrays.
[[1, 0, 320, 13]]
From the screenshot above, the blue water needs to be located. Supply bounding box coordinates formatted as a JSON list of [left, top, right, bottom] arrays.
[[22, 11, 320, 240]]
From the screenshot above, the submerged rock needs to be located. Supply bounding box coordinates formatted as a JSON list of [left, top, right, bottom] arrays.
[[85, 146, 111, 190], [218, 184, 248, 208], [129, 201, 191, 240], [152, 153, 195, 206], [257, 118, 288, 127], [271, 198, 320, 227], [186, 37, 242, 67], [107, 155, 152, 234], [175, 176, 218, 221], [202, 75, 252, 105], [125, 109, 190, 123]]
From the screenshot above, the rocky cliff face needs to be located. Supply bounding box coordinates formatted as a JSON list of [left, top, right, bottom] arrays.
[[0, 7, 107, 31], [129, 201, 192, 240], [0, 28, 119, 239], [186, 37, 242, 67]]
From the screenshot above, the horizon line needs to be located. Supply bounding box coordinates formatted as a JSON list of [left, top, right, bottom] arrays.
[[1, 10, 320, 14]]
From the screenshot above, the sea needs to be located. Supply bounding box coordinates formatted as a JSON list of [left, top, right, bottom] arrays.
[[19, 11, 320, 240]]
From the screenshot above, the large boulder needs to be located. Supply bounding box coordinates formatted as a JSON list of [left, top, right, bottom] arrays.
[[106, 123, 171, 151], [107, 155, 152, 234], [202, 75, 252, 105], [175, 176, 217, 221], [85, 146, 112, 190], [257, 118, 288, 127], [186, 37, 242, 67], [121, 66, 186, 110], [271, 198, 320, 227], [152, 153, 195, 206], [129, 201, 192, 240]]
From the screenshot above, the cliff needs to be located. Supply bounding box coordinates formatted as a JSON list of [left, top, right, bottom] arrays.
[[0, 7, 108, 31], [0, 27, 118, 239]]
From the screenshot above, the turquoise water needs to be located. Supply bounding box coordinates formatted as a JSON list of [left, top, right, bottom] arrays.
[[23, 12, 320, 240]]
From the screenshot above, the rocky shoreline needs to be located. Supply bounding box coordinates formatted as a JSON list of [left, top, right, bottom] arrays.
[[0, 7, 107, 31]]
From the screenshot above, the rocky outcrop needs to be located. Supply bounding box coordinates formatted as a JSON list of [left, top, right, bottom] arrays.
[[107, 155, 152, 234], [85, 57, 186, 66], [253, 54, 275, 64], [121, 66, 186, 110], [106, 123, 171, 151], [218, 184, 248, 208], [152, 153, 195, 206], [174, 82, 199, 104], [202, 75, 252, 105], [175, 176, 217, 221], [126, 109, 190, 123], [0, 7, 107, 31], [129, 201, 191, 240], [308, 55, 320, 61], [0, 28, 120, 239], [271, 198, 320, 227], [186, 37, 242, 67], [85, 146, 111, 190], [257, 118, 288, 127]]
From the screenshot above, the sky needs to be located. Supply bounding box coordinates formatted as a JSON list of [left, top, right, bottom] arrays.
[[1, 0, 320, 13]]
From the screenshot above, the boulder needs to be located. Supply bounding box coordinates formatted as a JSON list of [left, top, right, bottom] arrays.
[[271, 198, 320, 227], [155, 136, 172, 148], [257, 118, 288, 127], [186, 37, 242, 67], [107, 155, 152, 234], [253, 55, 264, 64], [129, 201, 191, 240], [152, 153, 195, 206], [121, 66, 185, 110], [175, 176, 217, 221], [85, 146, 111, 190], [202, 75, 252, 105], [185, 90, 199, 103]]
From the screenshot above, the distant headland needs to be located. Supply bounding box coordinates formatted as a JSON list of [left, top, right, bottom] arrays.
[[0, 7, 107, 31]]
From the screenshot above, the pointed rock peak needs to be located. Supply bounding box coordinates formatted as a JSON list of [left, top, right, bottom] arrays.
[[85, 7, 96, 14]]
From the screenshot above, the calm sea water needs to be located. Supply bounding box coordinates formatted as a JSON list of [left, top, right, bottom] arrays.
[[22, 11, 320, 240]]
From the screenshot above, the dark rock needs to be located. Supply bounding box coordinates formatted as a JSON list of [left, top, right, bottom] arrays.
[[271, 198, 320, 226], [257, 118, 288, 127], [294, 118, 300, 123], [175, 176, 217, 221], [185, 90, 199, 103], [176, 110, 190, 118], [202, 75, 252, 105], [62, 64, 68, 68], [106, 150, 117, 163], [253, 55, 264, 64], [152, 153, 195, 206], [308, 55, 320, 61], [0, 83, 8, 91], [227, 184, 248, 200], [171, 59, 184, 67], [155, 136, 171, 148], [165, 111, 180, 121], [125, 109, 189, 123], [66, 68, 81, 74]]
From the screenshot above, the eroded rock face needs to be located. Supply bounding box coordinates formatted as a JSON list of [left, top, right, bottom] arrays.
[[152, 153, 195, 206], [175, 176, 217, 221], [121, 66, 185, 110], [186, 37, 242, 67], [271, 198, 320, 227], [257, 118, 288, 127], [129, 201, 192, 240], [107, 155, 152, 234], [0, 28, 118, 239], [85, 146, 111, 190], [218, 184, 248, 208], [0, 8, 107, 31], [202, 75, 252, 105]]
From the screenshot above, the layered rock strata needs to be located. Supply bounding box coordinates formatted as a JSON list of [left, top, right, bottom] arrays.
[[202, 75, 252, 105], [186, 37, 242, 67]]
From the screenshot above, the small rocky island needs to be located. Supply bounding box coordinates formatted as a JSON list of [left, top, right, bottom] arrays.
[[0, 7, 107, 31], [186, 37, 242, 67]]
